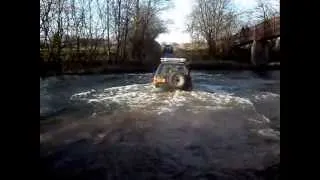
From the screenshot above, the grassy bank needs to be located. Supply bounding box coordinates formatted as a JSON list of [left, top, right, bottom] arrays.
[[40, 60, 157, 78], [40, 47, 280, 77], [40, 60, 280, 78], [188, 60, 280, 70]]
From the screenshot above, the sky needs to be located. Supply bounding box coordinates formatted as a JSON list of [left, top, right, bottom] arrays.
[[155, 0, 258, 44]]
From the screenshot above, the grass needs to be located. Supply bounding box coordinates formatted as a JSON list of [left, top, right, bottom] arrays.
[[40, 46, 280, 77]]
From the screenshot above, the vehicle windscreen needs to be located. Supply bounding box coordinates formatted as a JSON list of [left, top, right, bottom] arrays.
[[156, 63, 187, 76]]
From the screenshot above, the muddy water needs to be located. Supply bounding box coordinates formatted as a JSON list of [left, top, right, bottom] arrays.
[[40, 71, 280, 179]]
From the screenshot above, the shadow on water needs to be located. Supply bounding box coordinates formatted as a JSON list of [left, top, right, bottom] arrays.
[[251, 70, 274, 80], [40, 140, 279, 180], [251, 65, 280, 80], [40, 110, 279, 180]]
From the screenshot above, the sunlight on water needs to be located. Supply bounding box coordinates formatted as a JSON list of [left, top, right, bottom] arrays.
[[70, 83, 256, 115]]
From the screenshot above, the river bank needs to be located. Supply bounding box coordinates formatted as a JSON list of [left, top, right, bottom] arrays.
[[188, 61, 280, 70], [40, 60, 280, 78]]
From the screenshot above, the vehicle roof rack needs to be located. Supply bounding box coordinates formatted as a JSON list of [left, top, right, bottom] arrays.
[[160, 58, 187, 63]]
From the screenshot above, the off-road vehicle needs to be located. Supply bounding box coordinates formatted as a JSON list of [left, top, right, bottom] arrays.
[[153, 58, 192, 91]]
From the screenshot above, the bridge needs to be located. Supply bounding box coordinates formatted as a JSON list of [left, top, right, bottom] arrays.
[[233, 16, 280, 46], [218, 16, 280, 66]]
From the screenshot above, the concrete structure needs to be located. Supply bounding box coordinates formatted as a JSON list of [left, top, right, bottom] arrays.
[[275, 37, 280, 51], [227, 16, 280, 66]]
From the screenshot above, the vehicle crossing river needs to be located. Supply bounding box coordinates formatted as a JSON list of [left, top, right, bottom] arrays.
[[40, 70, 280, 180]]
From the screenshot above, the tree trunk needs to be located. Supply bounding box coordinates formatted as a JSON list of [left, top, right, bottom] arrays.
[[107, 0, 111, 62], [207, 39, 216, 58]]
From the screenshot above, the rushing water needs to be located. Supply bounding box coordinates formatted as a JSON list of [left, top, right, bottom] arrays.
[[40, 71, 280, 180]]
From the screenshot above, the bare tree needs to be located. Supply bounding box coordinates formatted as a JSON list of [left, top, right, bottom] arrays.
[[186, 0, 237, 57], [40, 0, 54, 51], [40, 0, 170, 66], [254, 0, 279, 22], [130, 0, 170, 62]]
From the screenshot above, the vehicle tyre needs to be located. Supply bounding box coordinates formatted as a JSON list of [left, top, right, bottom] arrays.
[[168, 72, 187, 89]]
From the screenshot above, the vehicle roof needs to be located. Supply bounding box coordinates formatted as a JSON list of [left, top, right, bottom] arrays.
[[160, 62, 187, 66], [161, 61, 184, 64]]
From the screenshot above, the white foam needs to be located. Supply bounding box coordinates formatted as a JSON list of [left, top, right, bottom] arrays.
[[258, 128, 280, 140], [248, 114, 270, 124], [248, 118, 264, 124], [70, 89, 96, 100], [261, 114, 271, 123], [70, 83, 255, 114], [254, 92, 280, 101]]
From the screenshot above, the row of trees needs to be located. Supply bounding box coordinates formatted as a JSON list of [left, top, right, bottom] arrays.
[[40, 0, 279, 65], [186, 0, 279, 57], [40, 0, 172, 64]]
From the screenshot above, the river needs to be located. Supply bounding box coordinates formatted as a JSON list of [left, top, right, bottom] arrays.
[[40, 70, 280, 180]]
